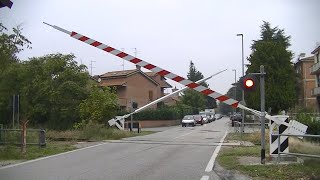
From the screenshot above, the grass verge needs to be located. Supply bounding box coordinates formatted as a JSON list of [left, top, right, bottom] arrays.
[[217, 133, 320, 180], [1, 126, 155, 161], [0, 141, 76, 161]]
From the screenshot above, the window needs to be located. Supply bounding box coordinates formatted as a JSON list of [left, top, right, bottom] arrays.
[[149, 90, 153, 101]]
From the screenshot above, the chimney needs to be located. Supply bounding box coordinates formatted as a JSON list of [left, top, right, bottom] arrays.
[[136, 65, 141, 70]]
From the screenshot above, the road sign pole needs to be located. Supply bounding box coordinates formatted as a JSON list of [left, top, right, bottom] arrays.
[[260, 65, 266, 164]]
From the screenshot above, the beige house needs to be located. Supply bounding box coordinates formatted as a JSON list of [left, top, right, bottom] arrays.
[[310, 45, 320, 112], [98, 68, 172, 111], [294, 56, 317, 111]]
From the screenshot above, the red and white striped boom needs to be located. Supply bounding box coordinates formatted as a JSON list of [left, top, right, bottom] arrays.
[[43, 22, 241, 108]]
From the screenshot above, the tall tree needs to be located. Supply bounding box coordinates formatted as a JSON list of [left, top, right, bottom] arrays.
[[246, 21, 296, 114], [182, 61, 216, 112]]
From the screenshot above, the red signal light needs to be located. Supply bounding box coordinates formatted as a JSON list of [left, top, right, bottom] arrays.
[[245, 79, 254, 88], [239, 74, 258, 92]]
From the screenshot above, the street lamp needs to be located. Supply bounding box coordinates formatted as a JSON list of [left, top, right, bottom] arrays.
[[232, 69, 237, 114], [237, 33, 245, 134]]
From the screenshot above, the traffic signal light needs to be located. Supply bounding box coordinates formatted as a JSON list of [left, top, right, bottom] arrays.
[[239, 74, 258, 92]]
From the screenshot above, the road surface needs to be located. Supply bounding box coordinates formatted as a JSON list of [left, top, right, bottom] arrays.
[[0, 117, 232, 180]]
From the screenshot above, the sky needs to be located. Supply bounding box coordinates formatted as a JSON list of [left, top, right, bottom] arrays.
[[1, 0, 319, 95]]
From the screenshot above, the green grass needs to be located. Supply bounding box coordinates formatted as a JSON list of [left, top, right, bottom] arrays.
[[0, 141, 76, 160], [218, 133, 320, 180], [226, 132, 269, 145], [1, 126, 154, 161]]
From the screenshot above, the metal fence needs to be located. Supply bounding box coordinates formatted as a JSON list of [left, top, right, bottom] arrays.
[[234, 121, 269, 134], [274, 133, 320, 163], [0, 129, 46, 147]]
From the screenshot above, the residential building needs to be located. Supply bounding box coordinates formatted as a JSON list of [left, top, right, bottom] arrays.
[[162, 87, 181, 106], [98, 68, 172, 111], [294, 55, 317, 111], [310, 45, 320, 112]]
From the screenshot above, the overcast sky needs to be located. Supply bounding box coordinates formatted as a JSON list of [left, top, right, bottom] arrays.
[[1, 0, 319, 95]]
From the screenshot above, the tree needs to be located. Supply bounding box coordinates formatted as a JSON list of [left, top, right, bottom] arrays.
[[79, 86, 118, 125], [182, 61, 216, 112], [21, 53, 90, 129], [0, 23, 31, 71], [246, 21, 296, 114]]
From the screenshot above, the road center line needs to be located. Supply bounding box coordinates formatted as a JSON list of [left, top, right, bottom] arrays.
[[200, 175, 209, 180], [205, 127, 229, 172]]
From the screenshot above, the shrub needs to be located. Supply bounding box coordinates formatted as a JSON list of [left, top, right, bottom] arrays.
[[117, 104, 194, 121]]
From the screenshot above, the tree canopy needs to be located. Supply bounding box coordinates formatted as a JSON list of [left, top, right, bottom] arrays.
[[245, 21, 296, 114], [0, 24, 119, 130]]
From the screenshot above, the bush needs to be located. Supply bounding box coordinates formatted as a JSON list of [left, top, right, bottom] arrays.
[[296, 113, 320, 142], [117, 104, 194, 121]]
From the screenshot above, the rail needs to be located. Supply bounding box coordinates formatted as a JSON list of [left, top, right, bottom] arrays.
[[273, 133, 320, 163]]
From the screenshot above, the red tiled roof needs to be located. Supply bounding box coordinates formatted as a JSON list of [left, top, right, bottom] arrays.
[[100, 69, 137, 78]]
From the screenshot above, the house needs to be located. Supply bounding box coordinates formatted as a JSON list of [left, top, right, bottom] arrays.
[[98, 67, 172, 111], [294, 55, 317, 111], [310, 45, 320, 112], [162, 87, 181, 106]]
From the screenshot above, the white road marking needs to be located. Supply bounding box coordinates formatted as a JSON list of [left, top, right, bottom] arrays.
[[0, 142, 109, 170], [172, 131, 194, 139], [205, 127, 229, 172], [200, 175, 209, 180], [173, 124, 207, 140]]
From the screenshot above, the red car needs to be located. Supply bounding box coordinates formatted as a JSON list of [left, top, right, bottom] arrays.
[[193, 115, 204, 125]]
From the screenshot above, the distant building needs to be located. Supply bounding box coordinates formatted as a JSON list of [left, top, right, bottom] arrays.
[[294, 55, 317, 111], [310, 45, 320, 112], [97, 68, 172, 111]]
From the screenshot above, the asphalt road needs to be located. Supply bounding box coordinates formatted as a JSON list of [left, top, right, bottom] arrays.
[[0, 117, 231, 180]]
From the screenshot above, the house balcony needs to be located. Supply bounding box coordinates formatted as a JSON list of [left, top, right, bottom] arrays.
[[310, 62, 320, 75], [311, 87, 320, 97]]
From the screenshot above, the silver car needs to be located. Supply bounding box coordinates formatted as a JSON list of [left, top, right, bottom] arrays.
[[181, 115, 196, 127]]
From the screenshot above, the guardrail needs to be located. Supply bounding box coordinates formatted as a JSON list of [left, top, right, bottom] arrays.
[[234, 121, 268, 134], [274, 133, 320, 163], [0, 129, 46, 147]]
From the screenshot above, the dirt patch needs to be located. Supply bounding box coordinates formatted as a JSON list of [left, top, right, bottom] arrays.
[[238, 156, 261, 165], [226, 140, 255, 147], [214, 162, 252, 180]]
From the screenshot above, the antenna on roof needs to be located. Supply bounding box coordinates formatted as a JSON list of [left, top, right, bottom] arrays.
[[121, 48, 125, 71], [89, 60, 96, 75]]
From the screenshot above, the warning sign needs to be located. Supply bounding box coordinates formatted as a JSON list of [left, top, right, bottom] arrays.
[[272, 125, 278, 134]]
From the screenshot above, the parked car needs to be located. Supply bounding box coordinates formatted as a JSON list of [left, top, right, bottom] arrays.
[[215, 113, 222, 120], [199, 111, 210, 123], [181, 115, 196, 127], [230, 113, 242, 127], [193, 114, 204, 125]]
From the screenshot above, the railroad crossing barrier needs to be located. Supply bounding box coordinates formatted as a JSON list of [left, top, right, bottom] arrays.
[[44, 23, 310, 162]]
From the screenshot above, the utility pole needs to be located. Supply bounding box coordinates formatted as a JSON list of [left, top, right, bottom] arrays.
[[89, 60, 96, 76], [12, 95, 15, 129], [237, 33, 245, 134], [133, 48, 137, 57], [260, 65, 266, 164]]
